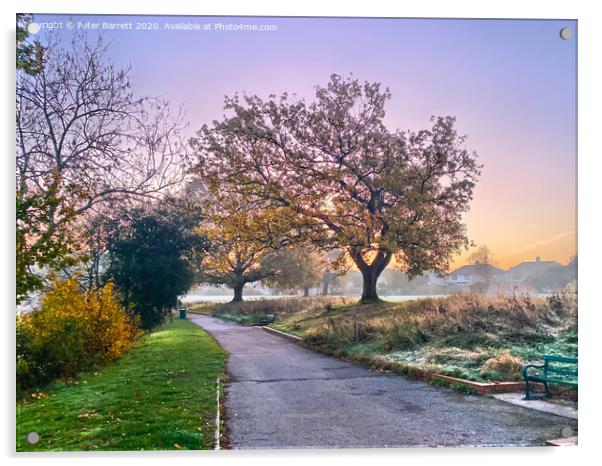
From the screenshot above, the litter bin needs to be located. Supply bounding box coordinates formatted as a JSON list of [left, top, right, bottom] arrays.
[[179, 306, 187, 319]]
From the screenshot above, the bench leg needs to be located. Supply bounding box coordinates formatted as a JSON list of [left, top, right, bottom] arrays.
[[524, 378, 533, 400], [543, 381, 552, 398]]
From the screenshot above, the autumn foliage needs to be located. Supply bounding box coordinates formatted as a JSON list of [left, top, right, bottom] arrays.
[[195, 194, 298, 302], [193, 74, 481, 302], [17, 278, 138, 391]]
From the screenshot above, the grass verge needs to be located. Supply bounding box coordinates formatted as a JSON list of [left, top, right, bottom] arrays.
[[16, 319, 227, 451]]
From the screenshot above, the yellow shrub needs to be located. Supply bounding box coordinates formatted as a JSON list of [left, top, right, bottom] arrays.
[[17, 277, 138, 391], [82, 282, 139, 362]]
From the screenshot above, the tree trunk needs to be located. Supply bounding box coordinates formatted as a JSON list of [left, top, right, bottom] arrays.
[[303, 286, 310, 297], [360, 267, 381, 302], [231, 282, 245, 302], [322, 279, 329, 296], [350, 249, 393, 304]]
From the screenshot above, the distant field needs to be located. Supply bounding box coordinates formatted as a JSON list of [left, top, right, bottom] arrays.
[[182, 293, 445, 303], [182, 293, 298, 303], [17, 319, 226, 451]]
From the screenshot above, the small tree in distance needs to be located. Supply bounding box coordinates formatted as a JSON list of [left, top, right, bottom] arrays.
[[195, 196, 296, 302], [193, 74, 482, 303], [262, 248, 324, 297], [467, 244, 497, 289], [321, 271, 339, 296], [467, 245, 495, 266]]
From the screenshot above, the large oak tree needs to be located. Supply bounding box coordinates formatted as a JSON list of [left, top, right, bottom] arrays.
[[193, 75, 481, 302]]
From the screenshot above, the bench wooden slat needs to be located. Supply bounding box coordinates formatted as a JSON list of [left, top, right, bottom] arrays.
[[544, 355, 577, 364], [526, 376, 578, 387], [545, 367, 578, 376]]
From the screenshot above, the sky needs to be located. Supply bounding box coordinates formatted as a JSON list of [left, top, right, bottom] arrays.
[[31, 14, 577, 270]]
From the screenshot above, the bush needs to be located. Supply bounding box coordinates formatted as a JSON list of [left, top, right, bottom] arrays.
[[480, 350, 525, 381], [17, 278, 138, 392]]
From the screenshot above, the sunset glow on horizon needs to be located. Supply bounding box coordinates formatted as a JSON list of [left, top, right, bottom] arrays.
[[33, 15, 577, 272]]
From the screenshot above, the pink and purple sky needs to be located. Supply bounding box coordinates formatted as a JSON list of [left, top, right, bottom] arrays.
[[32, 15, 577, 269]]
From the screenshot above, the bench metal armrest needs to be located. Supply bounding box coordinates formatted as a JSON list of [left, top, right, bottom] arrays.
[[521, 363, 545, 378]]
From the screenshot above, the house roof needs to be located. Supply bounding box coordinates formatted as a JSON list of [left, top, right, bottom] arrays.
[[506, 259, 561, 277], [448, 263, 504, 276]]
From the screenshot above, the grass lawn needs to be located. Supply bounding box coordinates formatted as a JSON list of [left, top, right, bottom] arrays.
[[17, 318, 227, 451]]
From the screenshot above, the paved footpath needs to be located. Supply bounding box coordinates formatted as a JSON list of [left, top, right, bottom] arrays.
[[190, 315, 577, 449]]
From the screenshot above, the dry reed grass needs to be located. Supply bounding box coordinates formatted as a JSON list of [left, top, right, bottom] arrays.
[[212, 296, 356, 317], [302, 292, 576, 354]]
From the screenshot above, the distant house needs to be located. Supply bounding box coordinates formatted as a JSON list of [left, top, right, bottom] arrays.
[[504, 256, 562, 283], [445, 263, 505, 286]]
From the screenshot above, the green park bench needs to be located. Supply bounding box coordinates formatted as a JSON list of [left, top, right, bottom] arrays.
[[257, 314, 276, 326], [521, 354, 578, 400]]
